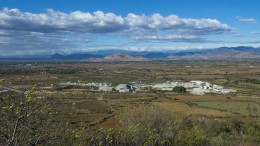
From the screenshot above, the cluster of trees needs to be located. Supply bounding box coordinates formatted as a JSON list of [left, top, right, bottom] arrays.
[[173, 86, 186, 93]]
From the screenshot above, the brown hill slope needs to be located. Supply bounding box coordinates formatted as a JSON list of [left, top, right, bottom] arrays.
[[84, 53, 147, 62]]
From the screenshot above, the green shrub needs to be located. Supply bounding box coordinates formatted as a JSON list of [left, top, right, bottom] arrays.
[[173, 86, 186, 93]]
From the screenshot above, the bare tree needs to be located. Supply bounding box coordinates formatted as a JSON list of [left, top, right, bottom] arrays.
[[0, 87, 60, 146]]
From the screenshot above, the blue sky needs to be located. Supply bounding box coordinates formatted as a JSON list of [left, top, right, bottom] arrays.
[[0, 0, 260, 55]]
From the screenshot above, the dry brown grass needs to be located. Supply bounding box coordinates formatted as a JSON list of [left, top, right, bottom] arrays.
[[153, 101, 234, 117]]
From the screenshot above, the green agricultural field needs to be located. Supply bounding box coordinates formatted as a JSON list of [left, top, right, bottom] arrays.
[[195, 101, 260, 116]]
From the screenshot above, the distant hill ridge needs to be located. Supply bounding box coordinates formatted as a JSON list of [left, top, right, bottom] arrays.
[[50, 53, 103, 60], [167, 46, 260, 59], [85, 53, 147, 62]]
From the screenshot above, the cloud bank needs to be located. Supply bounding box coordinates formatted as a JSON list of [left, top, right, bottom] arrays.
[[0, 8, 230, 34], [0, 8, 232, 55]]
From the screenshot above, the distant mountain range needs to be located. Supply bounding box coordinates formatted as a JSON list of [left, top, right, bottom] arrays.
[[49, 46, 260, 60], [167, 46, 260, 60], [1, 46, 260, 61]]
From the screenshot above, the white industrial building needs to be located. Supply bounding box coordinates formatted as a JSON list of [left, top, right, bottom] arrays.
[[115, 84, 128, 92], [58, 80, 236, 95], [190, 80, 204, 86], [183, 82, 195, 88], [115, 84, 136, 93], [212, 85, 224, 92], [98, 84, 113, 92], [190, 88, 210, 95]]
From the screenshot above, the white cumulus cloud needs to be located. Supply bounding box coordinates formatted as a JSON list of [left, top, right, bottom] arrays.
[[0, 8, 232, 55], [0, 8, 231, 35], [133, 35, 203, 42]]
